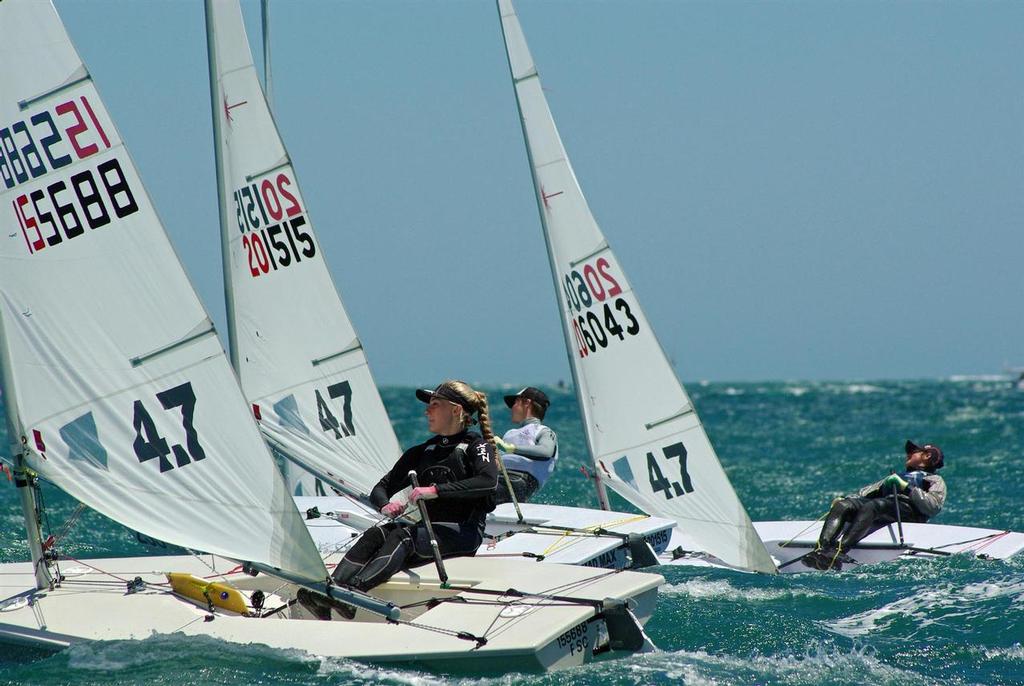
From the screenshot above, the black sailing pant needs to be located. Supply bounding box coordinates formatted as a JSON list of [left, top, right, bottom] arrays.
[[494, 470, 541, 505], [817, 494, 927, 552], [331, 520, 483, 592]]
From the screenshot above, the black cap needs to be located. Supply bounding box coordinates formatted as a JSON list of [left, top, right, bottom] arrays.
[[905, 440, 944, 470], [504, 386, 550, 410], [416, 384, 476, 414]]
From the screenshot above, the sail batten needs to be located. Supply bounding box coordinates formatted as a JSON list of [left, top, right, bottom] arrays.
[[207, 0, 400, 498], [18, 70, 90, 110], [130, 321, 218, 367], [497, 0, 777, 573], [0, 0, 327, 584]]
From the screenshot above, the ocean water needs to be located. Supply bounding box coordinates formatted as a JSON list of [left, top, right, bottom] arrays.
[[1, 378, 1022, 685]]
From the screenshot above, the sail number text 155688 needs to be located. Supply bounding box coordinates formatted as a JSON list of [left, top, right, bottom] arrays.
[[232, 172, 317, 278], [4, 95, 141, 256], [562, 257, 641, 358]]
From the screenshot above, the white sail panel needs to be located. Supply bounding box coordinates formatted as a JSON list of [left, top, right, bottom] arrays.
[[0, 0, 325, 583], [207, 0, 399, 497], [498, 0, 776, 573]]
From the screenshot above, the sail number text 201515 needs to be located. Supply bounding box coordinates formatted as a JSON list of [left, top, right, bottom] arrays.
[[232, 172, 317, 278], [3, 95, 141, 255], [562, 257, 640, 358]]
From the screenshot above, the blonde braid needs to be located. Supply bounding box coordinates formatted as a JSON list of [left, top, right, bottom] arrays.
[[474, 391, 496, 447]]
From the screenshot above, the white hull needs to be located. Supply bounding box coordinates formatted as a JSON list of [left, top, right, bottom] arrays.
[[294, 496, 675, 569], [0, 553, 662, 673], [660, 520, 1024, 573]]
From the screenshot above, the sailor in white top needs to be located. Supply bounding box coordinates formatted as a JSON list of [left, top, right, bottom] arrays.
[[494, 387, 558, 504]]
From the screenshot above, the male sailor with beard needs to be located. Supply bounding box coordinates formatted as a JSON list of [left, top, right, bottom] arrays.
[[804, 440, 946, 571]]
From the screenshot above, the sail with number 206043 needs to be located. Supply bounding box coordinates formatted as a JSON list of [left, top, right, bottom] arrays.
[[497, 0, 776, 574]]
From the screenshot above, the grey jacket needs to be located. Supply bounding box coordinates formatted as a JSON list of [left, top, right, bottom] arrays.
[[858, 472, 947, 519]]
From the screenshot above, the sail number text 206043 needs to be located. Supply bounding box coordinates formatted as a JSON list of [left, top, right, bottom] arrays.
[[3, 95, 141, 255], [232, 172, 317, 278], [562, 257, 640, 358]]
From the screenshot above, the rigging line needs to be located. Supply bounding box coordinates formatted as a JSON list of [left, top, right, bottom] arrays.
[[170, 614, 213, 635], [260, 598, 296, 619], [583, 514, 651, 530], [53, 555, 134, 583], [541, 529, 576, 556], [199, 559, 297, 601], [971, 531, 1011, 552], [777, 511, 830, 548], [440, 584, 612, 610], [396, 618, 488, 647], [50, 503, 87, 546], [903, 530, 1011, 553], [33, 476, 63, 583], [191, 554, 245, 585]]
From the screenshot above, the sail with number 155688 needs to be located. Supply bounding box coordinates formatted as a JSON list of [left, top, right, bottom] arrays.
[[0, 0, 325, 583], [206, 0, 400, 499], [497, 0, 776, 574]]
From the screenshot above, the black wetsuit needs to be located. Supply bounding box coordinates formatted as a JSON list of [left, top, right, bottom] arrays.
[[807, 469, 945, 570], [331, 430, 498, 593]]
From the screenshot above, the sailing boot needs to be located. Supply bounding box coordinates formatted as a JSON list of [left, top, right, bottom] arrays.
[[330, 558, 364, 587], [296, 588, 334, 621]]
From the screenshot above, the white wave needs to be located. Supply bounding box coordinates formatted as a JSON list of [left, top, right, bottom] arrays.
[[64, 633, 311, 672], [784, 386, 810, 397], [663, 578, 824, 602], [841, 384, 886, 394], [949, 374, 1012, 382], [316, 658, 448, 685], [623, 645, 933, 686], [984, 643, 1024, 660], [943, 405, 998, 424], [827, 579, 1024, 638]]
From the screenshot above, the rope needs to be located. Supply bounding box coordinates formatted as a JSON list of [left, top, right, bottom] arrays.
[[777, 511, 830, 549], [53, 555, 136, 584], [396, 617, 488, 647], [393, 571, 624, 647], [970, 530, 1010, 553], [541, 529, 576, 556]]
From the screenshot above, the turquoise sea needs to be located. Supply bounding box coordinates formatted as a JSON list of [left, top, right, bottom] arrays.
[[1, 378, 1022, 685]]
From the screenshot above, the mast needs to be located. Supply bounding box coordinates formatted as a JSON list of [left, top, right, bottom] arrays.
[[205, 0, 239, 369], [496, 1, 610, 509], [261, 0, 273, 106], [0, 311, 53, 590]]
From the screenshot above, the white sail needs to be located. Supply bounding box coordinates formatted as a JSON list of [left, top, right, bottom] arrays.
[[206, 0, 400, 499], [0, 0, 325, 583], [497, 0, 776, 574]]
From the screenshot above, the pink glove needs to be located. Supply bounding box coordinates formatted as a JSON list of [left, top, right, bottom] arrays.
[[380, 501, 406, 518], [410, 485, 439, 504]]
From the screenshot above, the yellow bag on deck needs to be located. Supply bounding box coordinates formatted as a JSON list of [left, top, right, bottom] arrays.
[[166, 572, 249, 615]]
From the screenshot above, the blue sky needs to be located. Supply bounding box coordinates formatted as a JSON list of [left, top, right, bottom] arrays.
[[54, 0, 1024, 385]]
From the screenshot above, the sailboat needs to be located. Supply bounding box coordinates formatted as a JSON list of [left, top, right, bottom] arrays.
[[496, 0, 1024, 574], [497, 0, 776, 575], [213, 0, 676, 569], [0, 0, 665, 669]]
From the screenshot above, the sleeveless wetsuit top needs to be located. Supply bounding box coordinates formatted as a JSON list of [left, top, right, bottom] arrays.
[[500, 421, 558, 488]]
